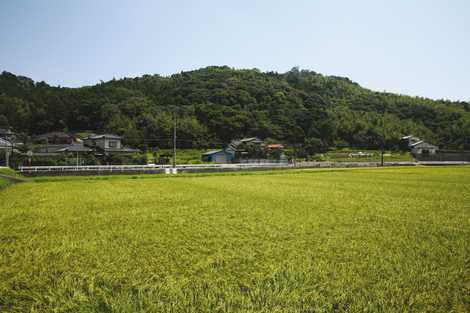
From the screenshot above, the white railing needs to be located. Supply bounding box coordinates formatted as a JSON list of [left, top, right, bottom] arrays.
[[18, 162, 293, 173], [18, 161, 432, 174]]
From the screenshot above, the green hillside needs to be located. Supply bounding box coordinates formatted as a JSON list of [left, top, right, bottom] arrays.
[[1, 67, 469, 154]]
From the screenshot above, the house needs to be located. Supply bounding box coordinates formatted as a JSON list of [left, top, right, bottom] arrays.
[[0, 129, 23, 147], [0, 137, 13, 167], [33, 144, 71, 156], [83, 134, 139, 154], [56, 143, 93, 154], [266, 143, 287, 161], [202, 138, 264, 163], [401, 135, 439, 156], [0, 137, 11, 148], [410, 141, 439, 156], [202, 138, 286, 163], [31, 133, 138, 162], [202, 149, 234, 163], [226, 137, 265, 161]]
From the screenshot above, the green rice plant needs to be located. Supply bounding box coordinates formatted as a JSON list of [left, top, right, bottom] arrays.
[[0, 167, 469, 312]]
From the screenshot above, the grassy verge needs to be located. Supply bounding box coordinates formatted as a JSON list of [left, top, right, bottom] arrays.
[[0, 177, 10, 189], [0, 167, 21, 177]]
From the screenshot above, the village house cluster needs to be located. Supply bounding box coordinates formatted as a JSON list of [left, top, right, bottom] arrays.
[[33, 132, 139, 157], [201, 137, 287, 163], [0, 130, 140, 167], [3, 129, 470, 168], [0, 129, 288, 167]]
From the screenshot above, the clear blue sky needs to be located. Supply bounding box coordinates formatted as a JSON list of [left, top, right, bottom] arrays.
[[1, 0, 469, 101]]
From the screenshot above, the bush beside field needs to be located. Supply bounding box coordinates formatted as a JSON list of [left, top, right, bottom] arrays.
[[0, 167, 469, 312], [0, 167, 19, 189]]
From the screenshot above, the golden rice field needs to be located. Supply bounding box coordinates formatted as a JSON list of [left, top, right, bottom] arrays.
[[0, 167, 469, 312]]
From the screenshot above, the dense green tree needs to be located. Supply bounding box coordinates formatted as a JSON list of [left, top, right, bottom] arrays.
[[0, 67, 468, 152], [0, 114, 9, 129]]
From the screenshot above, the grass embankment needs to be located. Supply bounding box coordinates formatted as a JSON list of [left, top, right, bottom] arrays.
[[0, 167, 469, 312], [0, 177, 9, 189], [0, 167, 22, 189], [0, 167, 20, 177]]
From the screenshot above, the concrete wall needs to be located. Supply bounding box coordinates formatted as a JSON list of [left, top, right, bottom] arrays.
[[415, 151, 470, 162]]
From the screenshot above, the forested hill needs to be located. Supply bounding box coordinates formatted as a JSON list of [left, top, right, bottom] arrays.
[[0, 66, 469, 151]]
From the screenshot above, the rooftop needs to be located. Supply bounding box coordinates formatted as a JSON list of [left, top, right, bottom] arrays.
[[57, 143, 93, 153], [203, 149, 223, 155], [85, 134, 122, 140], [411, 141, 439, 149], [0, 137, 12, 148]]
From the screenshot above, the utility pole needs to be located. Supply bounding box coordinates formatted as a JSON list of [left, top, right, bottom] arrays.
[[293, 144, 297, 167], [5, 148, 10, 168], [381, 112, 385, 167], [4, 139, 13, 168], [172, 113, 177, 168]]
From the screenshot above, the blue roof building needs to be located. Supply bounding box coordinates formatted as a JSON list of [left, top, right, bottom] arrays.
[[201, 149, 235, 163]]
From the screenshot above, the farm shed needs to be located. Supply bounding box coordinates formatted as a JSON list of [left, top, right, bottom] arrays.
[[201, 149, 234, 163]]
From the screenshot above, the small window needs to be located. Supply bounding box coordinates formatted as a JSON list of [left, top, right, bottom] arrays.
[[109, 140, 118, 148]]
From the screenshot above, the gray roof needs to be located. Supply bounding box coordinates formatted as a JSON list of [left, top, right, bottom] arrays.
[[57, 143, 93, 153], [203, 149, 223, 155], [411, 141, 438, 149], [228, 137, 263, 151], [0, 137, 12, 148], [240, 137, 262, 143], [85, 134, 122, 140], [34, 144, 71, 153]]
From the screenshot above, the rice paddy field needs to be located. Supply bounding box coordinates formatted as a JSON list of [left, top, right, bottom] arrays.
[[0, 167, 469, 312]]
